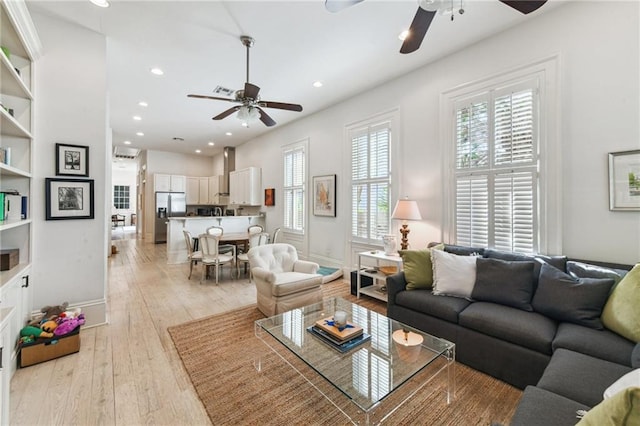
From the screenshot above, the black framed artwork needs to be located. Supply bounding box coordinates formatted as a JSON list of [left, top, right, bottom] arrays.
[[56, 143, 89, 177], [45, 178, 95, 220]]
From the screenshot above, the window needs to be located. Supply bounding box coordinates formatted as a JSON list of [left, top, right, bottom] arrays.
[[350, 121, 391, 243], [283, 144, 305, 232], [113, 185, 130, 209], [453, 79, 539, 253]]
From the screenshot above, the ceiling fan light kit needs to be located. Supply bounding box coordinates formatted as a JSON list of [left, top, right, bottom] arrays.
[[187, 35, 303, 128]]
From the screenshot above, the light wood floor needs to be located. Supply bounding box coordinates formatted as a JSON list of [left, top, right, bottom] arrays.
[[10, 230, 262, 425]]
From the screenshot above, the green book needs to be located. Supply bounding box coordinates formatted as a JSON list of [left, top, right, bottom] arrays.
[[0, 193, 5, 221]]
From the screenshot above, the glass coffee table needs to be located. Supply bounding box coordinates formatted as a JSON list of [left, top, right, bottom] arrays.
[[255, 297, 455, 425]]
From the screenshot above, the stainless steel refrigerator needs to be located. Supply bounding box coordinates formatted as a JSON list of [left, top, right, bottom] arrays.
[[154, 192, 186, 243]]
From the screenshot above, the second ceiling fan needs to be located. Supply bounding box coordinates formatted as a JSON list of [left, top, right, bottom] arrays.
[[188, 36, 303, 127], [325, 0, 548, 54]]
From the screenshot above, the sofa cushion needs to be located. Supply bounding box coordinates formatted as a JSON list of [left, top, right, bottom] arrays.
[[394, 289, 471, 323], [577, 387, 640, 426], [532, 263, 614, 329], [431, 249, 478, 299], [601, 263, 640, 343], [443, 244, 485, 256], [633, 344, 640, 368], [398, 244, 443, 290], [458, 302, 557, 354], [566, 260, 627, 289], [483, 248, 568, 282], [510, 386, 589, 426], [537, 348, 633, 407], [271, 272, 323, 296], [471, 257, 536, 311], [552, 322, 635, 367]]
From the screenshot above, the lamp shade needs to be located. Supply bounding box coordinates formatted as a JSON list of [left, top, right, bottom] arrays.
[[391, 199, 422, 221]]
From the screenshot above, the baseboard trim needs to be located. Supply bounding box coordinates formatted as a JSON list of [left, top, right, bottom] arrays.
[[30, 298, 108, 328]]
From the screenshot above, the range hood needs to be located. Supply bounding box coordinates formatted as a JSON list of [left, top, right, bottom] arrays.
[[220, 146, 235, 196]]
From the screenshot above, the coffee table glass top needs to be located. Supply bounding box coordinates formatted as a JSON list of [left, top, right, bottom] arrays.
[[255, 297, 454, 411]]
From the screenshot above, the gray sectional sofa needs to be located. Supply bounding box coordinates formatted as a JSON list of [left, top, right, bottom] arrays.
[[385, 244, 638, 425]]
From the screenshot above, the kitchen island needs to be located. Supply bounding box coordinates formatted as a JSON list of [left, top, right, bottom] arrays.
[[167, 215, 266, 264]]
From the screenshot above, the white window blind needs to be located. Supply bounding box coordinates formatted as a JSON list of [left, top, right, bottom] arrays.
[[454, 80, 538, 253], [283, 146, 305, 232], [351, 122, 391, 243]]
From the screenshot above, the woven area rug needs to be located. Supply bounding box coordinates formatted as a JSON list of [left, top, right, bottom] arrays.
[[168, 281, 522, 425]]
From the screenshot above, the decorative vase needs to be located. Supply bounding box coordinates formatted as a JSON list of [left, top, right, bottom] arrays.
[[382, 235, 397, 255]]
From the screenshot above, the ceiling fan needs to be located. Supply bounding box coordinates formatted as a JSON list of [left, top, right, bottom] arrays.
[[188, 36, 303, 127], [325, 0, 547, 54]]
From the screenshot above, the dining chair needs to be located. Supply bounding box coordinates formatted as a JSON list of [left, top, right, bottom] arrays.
[[183, 229, 202, 280], [270, 227, 282, 244], [236, 231, 269, 281], [206, 225, 234, 255], [198, 233, 235, 284]]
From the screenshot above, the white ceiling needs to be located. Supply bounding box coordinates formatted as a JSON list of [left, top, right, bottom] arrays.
[[27, 0, 563, 159]]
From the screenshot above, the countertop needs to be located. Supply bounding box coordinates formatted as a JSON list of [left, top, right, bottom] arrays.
[[168, 215, 264, 220]]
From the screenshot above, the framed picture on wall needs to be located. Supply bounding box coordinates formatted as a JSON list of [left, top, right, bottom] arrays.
[[45, 178, 95, 220], [56, 143, 89, 177], [608, 149, 640, 211], [313, 174, 336, 217], [265, 188, 275, 206]]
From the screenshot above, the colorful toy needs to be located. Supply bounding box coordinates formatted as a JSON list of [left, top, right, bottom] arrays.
[[40, 320, 58, 333], [20, 325, 53, 340], [54, 314, 85, 336], [40, 302, 69, 320]]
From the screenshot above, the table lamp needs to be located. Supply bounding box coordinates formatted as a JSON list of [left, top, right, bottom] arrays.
[[391, 198, 422, 250]]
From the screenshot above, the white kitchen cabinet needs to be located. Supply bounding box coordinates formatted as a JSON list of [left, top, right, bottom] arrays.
[[155, 174, 186, 192], [229, 167, 261, 206], [186, 177, 212, 205]]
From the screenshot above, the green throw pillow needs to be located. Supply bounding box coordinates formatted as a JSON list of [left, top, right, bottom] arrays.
[[577, 387, 640, 426], [601, 263, 640, 343], [399, 244, 444, 290]]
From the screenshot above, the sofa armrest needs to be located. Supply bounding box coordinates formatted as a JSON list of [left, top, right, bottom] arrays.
[[386, 271, 407, 306], [293, 260, 320, 274], [251, 267, 276, 284]]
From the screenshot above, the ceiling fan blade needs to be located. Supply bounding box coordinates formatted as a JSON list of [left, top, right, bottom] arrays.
[[188, 94, 236, 102], [260, 101, 303, 112], [244, 82, 260, 100], [498, 1, 547, 14], [400, 7, 436, 54], [325, 0, 364, 13], [257, 107, 276, 127], [212, 106, 241, 120]]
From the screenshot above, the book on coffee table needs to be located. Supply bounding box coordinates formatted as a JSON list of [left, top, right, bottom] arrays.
[[314, 317, 363, 342], [307, 326, 371, 353]]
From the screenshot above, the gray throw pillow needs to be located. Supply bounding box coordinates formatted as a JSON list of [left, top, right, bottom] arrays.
[[532, 263, 615, 329], [443, 244, 485, 257], [471, 257, 536, 311], [566, 261, 626, 291], [632, 343, 640, 368]]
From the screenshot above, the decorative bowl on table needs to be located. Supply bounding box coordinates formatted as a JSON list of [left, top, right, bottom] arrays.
[[379, 266, 398, 276]]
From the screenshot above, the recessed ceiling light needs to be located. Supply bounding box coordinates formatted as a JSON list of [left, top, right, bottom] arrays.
[[133, 115, 142, 121], [208, 142, 215, 146], [195, 149, 201, 153], [313, 81, 323, 88], [150, 67, 164, 76], [138, 101, 148, 107], [399, 30, 410, 41], [225, 132, 232, 136], [123, 141, 132, 145], [89, 0, 109, 8], [136, 132, 144, 136]]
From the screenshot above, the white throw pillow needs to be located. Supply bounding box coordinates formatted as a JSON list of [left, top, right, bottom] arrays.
[[431, 249, 478, 299], [603, 369, 640, 399]]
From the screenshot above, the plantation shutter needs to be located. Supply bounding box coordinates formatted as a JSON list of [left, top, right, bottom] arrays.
[[351, 122, 391, 242], [283, 146, 305, 232], [453, 80, 538, 253]]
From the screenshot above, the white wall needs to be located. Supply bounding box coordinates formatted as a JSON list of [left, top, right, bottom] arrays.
[[225, 1, 640, 266], [32, 12, 108, 325]]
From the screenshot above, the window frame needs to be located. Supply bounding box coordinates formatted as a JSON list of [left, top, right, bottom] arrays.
[[282, 139, 308, 235], [441, 56, 561, 254], [113, 185, 130, 210]]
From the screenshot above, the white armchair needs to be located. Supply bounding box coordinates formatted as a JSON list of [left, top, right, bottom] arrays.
[[248, 243, 323, 316]]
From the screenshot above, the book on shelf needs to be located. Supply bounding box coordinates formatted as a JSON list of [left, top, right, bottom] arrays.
[[307, 326, 371, 353], [314, 316, 363, 342]]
